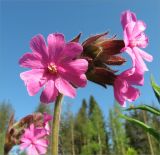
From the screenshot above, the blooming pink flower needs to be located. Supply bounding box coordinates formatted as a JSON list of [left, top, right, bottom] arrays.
[[20, 124, 48, 155], [19, 33, 88, 103], [121, 10, 153, 72], [114, 67, 144, 107]]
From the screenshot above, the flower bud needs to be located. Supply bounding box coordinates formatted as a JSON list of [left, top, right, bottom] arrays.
[[80, 32, 126, 87]]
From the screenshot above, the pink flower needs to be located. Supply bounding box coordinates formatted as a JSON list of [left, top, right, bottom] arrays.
[[20, 124, 48, 155], [19, 33, 88, 103], [121, 10, 153, 72], [114, 67, 144, 107], [43, 113, 52, 135]]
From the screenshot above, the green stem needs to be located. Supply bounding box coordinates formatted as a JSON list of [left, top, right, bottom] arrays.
[[51, 93, 63, 155]]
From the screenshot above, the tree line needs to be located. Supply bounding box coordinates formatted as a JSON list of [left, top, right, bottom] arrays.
[[0, 97, 160, 155]]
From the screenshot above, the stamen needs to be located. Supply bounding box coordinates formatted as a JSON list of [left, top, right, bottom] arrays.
[[47, 63, 57, 74]]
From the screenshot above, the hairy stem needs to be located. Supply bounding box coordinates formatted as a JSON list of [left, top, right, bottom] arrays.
[[51, 93, 63, 155]]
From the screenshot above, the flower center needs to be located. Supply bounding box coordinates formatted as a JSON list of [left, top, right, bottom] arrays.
[[47, 63, 57, 74], [129, 40, 137, 47]]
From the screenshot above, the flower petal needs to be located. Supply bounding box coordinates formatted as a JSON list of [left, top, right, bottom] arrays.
[[40, 80, 58, 103], [133, 47, 149, 71], [132, 20, 146, 38], [47, 33, 65, 62], [121, 10, 137, 30], [27, 145, 39, 155], [120, 67, 135, 78], [36, 139, 48, 147], [123, 28, 129, 46], [121, 47, 136, 67], [114, 79, 126, 106], [19, 53, 44, 69], [55, 77, 76, 98], [120, 67, 144, 86], [20, 142, 30, 150], [20, 137, 31, 144], [30, 34, 48, 59], [58, 62, 88, 87], [61, 71, 87, 87], [124, 22, 135, 40], [136, 47, 153, 62], [20, 69, 46, 96], [62, 59, 88, 75], [125, 86, 140, 102], [136, 33, 148, 48], [43, 113, 52, 123], [63, 42, 83, 59], [35, 143, 47, 154]]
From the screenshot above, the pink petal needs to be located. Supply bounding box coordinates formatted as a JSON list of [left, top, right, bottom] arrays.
[[125, 22, 135, 40], [62, 42, 83, 59], [35, 128, 47, 139], [43, 113, 52, 123], [36, 139, 48, 147], [35, 144, 47, 154], [20, 137, 31, 144], [136, 47, 153, 62], [20, 69, 46, 96], [136, 33, 148, 48], [22, 129, 33, 139], [114, 79, 126, 106], [29, 124, 35, 133], [120, 67, 144, 86], [125, 86, 140, 102], [19, 53, 44, 69], [58, 65, 87, 87], [30, 34, 48, 60], [120, 67, 135, 78], [20, 142, 30, 150], [121, 10, 137, 30], [55, 77, 76, 98], [132, 20, 146, 38], [128, 69, 144, 86], [63, 59, 88, 75], [47, 33, 65, 62], [133, 47, 149, 71], [40, 80, 58, 103], [27, 145, 39, 155], [44, 123, 50, 135], [121, 47, 136, 67], [61, 72, 87, 87], [123, 28, 129, 46]]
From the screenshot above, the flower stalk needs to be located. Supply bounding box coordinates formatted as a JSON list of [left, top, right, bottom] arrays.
[[51, 93, 64, 155]]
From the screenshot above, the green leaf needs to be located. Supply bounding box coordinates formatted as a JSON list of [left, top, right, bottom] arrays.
[[126, 104, 160, 116], [151, 75, 160, 104], [120, 114, 160, 142]]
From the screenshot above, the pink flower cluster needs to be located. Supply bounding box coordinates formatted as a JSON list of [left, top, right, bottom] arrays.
[[113, 10, 153, 106], [20, 113, 52, 155]]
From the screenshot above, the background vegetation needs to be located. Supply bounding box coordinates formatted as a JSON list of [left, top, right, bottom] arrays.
[[0, 96, 159, 155]]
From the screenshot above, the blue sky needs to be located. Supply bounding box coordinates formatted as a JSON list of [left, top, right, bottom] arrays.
[[0, 0, 160, 120]]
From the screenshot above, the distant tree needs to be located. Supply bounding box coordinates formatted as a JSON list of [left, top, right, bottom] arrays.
[[0, 101, 14, 155], [125, 110, 153, 155], [61, 97, 110, 155], [109, 103, 128, 155], [87, 96, 109, 155], [151, 113, 160, 154], [74, 99, 89, 154], [60, 105, 75, 155]]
